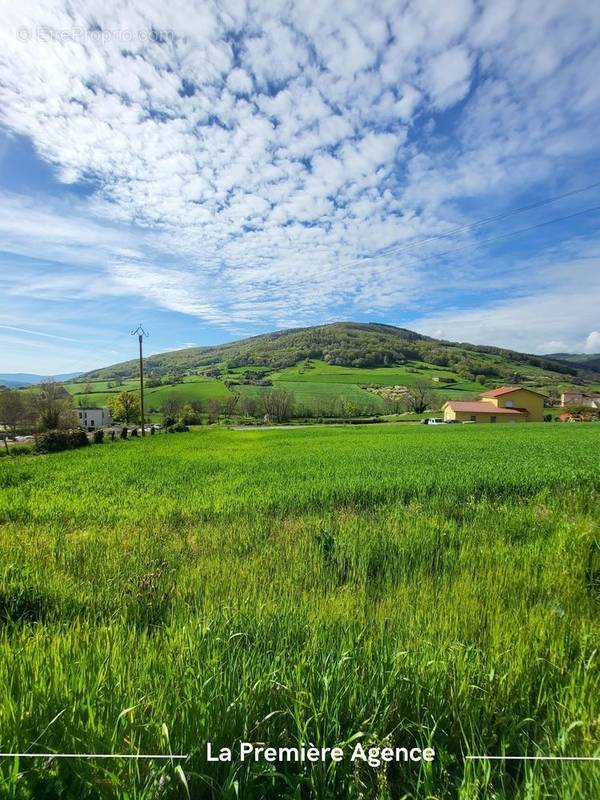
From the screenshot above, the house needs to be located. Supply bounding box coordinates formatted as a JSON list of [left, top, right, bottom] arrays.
[[77, 407, 113, 431], [560, 390, 600, 408], [442, 386, 546, 423]]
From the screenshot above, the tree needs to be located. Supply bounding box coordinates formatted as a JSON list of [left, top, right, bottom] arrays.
[[109, 391, 140, 424], [339, 397, 360, 418], [221, 394, 239, 417], [35, 382, 76, 431], [241, 396, 258, 417], [180, 403, 202, 425], [402, 380, 436, 414], [207, 398, 222, 423], [262, 389, 294, 421], [161, 395, 183, 422], [83, 382, 93, 394], [0, 389, 25, 435], [383, 396, 404, 415]]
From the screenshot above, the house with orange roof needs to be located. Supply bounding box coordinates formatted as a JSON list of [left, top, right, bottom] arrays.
[[442, 386, 546, 423]]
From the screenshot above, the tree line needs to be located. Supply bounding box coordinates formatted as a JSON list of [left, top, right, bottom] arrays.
[[0, 383, 77, 435]]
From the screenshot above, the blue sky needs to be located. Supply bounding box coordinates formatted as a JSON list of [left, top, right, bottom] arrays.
[[1, 0, 600, 373]]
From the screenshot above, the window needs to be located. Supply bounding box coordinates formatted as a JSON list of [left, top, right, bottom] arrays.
[[470, 415, 476, 422], [505, 400, 514, 408], [490, 416, 497, 423]]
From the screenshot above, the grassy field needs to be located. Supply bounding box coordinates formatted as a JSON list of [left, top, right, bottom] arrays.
[[66, 378, 231, 412], [0, 425, 598, 799], [270, 360, 465, 386], [235, 379, 385, 414], [144, 379, 231, 409]]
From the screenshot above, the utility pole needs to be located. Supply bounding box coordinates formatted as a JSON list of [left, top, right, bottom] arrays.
[[131, 325, 149, 436]]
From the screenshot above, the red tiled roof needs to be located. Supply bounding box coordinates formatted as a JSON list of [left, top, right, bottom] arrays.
[[443, 401, 526, 415], [480, 386, 545, 398]]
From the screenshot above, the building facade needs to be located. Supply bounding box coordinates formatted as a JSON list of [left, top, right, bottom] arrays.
[[443, 386, 546, 423], [77, 407, 113, 431], [561, 391, 600, 408]]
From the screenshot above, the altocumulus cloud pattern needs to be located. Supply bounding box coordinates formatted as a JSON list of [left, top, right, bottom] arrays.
[[1, 0, 600, 354]]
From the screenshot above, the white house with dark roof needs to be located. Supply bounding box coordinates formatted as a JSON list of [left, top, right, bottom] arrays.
[[77, 407, 112, 431]]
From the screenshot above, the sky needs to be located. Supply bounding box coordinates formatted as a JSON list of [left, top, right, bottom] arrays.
[[1, 0, 599, 374]]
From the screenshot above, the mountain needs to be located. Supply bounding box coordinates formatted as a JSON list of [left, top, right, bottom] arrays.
[[0, 372, 82, 388], [80, 322, 595, 383], [544, 353, 600, 372]]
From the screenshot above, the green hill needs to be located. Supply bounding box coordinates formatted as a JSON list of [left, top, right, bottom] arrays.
[[544, 352, 600, 373], [56, 323, 599, 419], [81, 322, 592, 383]]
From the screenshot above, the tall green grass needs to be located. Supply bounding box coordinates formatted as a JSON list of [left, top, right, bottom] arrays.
[[0, 424, 598, 798]]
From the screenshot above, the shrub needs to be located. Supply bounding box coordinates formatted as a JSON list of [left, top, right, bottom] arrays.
[[68, 429, 89, 449], [180, 404, 202, 425], [0, 445, 32, 458], [120, 427, 128, 440], [93, 429, 104, 444], [166, 422, 189, 433], [34, 429, 69, 453], [34, 428, 89, 454]]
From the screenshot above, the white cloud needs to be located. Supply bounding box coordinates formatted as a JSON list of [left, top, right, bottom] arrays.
[[409, 253, 600, 355], [424, 45, 473, 109], [585, 331, 600, 354], [0, 0, 598, 351], [226, 67, 253, 95]]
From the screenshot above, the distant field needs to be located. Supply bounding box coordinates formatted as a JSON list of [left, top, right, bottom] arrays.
[[271, 359, 464, 386], [0, 424, 598, 798], [67, 378, 230, 410], [235, 378, 385, 412], [65, 380, 139, 394], [144, 379, 231, 408]]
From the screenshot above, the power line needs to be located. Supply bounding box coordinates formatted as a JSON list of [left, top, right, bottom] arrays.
[[345, 180, 600, 267], [403, 203, 600, 264]]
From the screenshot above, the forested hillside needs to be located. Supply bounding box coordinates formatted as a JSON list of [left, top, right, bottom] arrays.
[[81, 322, 592, 383]]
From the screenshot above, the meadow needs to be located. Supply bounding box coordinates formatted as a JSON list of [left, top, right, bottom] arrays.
[[270, 360, 462, 386], [234, 379, 385, 414], [66, 377, 231, 411], [0, 424, 598, 799]]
